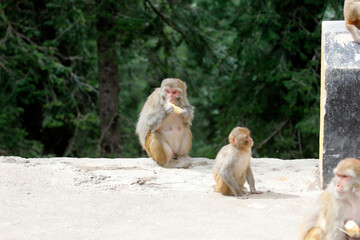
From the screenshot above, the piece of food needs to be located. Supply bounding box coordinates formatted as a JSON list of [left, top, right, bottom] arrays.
[[168, 102, 183, 114], [345, 220, 360, 237]]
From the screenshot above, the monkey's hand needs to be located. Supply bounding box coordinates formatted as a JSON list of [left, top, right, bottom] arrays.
[[167, 102, 183, 114], [349, 234, 360, 240], [250, 190, 263, 194], [249, 186, 263, 194], [180, 108, 189, 116], [235, 194, 248, 199], [180, 105, 194, 120], [234, 188, 248, 199], [164, 103, 174, 114], [345, 220, 360, 238]]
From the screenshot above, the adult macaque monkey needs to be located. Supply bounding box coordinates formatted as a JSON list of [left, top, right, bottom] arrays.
[[213, 127, 262, 199], [136, 78, 194, 168], [344, 0, 360, 43], [299, 158, 360, 240]]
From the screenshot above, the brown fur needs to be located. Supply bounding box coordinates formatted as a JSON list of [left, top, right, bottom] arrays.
[[335, 157, 360, 177], [344, 0, 360, 43], [145, 131, 168, 167], [144, 130, 192, 167], [303, 227, 324, 240], [214, 173, 232, 195]]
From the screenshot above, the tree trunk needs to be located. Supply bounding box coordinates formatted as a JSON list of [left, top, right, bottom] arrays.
[[97, 11, 121, 157]]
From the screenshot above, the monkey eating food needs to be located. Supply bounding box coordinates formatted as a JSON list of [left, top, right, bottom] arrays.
[[299, 158, 360, 240], [136, 78, 194, 168], [213, 127, 262, 199]]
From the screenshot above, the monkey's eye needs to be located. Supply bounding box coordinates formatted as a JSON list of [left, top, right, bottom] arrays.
[[337, 174, 351, 180], [165, 89, 171, 94]]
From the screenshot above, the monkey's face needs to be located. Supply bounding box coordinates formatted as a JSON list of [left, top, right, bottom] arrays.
[[244, 134, 254, 147], [333, 158, 360, 198], [234, 133, 253, 149], [335, 174, 353, 197], [229, 127, 254, 150], [163, 88, 182, 104]]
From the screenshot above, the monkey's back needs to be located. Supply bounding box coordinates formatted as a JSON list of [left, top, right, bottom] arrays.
[[213, 144, 251, 177], [135, 88, 162, 148], [212, 144, 231, 176]]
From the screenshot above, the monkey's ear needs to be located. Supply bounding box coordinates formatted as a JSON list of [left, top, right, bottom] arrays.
[[229, 136, 237, 146]]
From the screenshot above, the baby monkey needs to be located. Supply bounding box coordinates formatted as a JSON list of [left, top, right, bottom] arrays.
[[213, 127, 262, 199]]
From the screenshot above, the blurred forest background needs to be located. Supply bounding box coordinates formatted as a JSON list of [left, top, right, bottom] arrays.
[[0, 0, 344, 159]]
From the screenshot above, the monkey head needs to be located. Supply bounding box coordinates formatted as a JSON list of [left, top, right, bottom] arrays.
[[333, 158, 360, 198], [160, 78, 186, 105], [229, 127, 254, 150]]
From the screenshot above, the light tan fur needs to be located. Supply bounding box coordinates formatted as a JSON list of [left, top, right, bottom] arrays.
[[344, 0, 360, 43], [136, 78, 194, 168], [299, 158, 360, 240], [212, 127, 261, 198]]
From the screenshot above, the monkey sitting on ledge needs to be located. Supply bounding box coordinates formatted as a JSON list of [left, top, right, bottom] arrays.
[[213, 127, 262, 199], [136, 78, 194, 168], [299, 158, 360, 240]]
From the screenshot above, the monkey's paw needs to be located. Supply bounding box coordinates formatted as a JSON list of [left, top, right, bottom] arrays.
[[180, 108, 189, 116], [250, 190, 264, 194], [165, 158, 191, 168], [164, 103, 174, 114], [167, 102, 183, 114]]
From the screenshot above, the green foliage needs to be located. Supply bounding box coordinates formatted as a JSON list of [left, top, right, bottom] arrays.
[[0, 0, 98, 156], [0, 0, 344, 159], [198, 0, 329, 159]]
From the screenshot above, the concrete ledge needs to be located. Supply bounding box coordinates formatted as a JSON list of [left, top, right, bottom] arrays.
[[320, 20, 360, 186], [1, 156, 319, 239]]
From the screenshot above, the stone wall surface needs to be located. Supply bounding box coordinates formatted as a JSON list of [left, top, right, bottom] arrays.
[[321, 21, 360, 186]]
